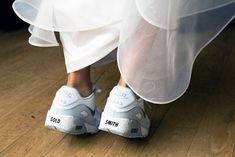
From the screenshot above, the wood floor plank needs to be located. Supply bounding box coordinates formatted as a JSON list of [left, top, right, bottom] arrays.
[[0, 29, 106, 155], [233, 145, 235, 157], [185, 27, 235, 157], [0, 81, 66, 157], [185, 96, 235, 157], [0, 79, 64, 152], [0, 68, 106, 156], [0, 29, 29, 57]]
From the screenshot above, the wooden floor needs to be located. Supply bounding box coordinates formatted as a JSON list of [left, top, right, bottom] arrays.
[[0, 23, 235, 157]]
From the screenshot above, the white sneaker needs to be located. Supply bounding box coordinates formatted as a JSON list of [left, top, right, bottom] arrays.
[[45, 86, 101, 135], [98, 86, 150, 138]]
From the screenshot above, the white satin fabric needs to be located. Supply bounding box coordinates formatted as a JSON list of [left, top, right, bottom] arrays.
[[59, 24, 119, 73], [12, 0, 235, 104]]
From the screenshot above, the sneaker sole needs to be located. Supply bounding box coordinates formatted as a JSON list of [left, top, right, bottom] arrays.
[[45, 110, 99, 135], [98, 112, 150, 138]]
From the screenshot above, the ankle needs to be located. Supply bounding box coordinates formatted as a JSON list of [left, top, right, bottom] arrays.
[[117, 78, 127, 87], [67, 70, 93, 97]]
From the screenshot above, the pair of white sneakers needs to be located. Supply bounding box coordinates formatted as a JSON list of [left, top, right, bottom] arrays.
[[45, 85, 150, 138]]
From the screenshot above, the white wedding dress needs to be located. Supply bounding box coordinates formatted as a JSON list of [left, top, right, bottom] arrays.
[[13, 0, 235, 104]]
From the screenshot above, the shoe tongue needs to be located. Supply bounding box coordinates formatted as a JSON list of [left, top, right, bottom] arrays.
[[110, 86, 136, 106]]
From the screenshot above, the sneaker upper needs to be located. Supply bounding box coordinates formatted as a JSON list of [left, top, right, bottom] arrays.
[[99, 86, 150, 137], [45, 85, 101, 134], [49, 86, 100, 124], [104, 86, 147, 122], [51, 85, 96, 111]]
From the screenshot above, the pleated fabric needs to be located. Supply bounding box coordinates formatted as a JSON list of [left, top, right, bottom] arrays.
[[12, 0, 235, 104]]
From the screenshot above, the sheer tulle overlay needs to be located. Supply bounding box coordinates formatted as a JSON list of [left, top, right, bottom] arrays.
[[13, 0, 125, 46], [13, 0, 235, 104], [117, 0, 235, 103]]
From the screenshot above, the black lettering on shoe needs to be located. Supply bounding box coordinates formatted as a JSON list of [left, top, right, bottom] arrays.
[[50, 117, 61, 123], [105, 120, 119, 127]]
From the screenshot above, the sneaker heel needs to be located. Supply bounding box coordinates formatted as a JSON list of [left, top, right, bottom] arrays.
[[45, 110, 88, 135]]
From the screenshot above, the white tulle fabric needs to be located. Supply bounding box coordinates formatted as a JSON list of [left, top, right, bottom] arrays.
[[13, 0, 125, 31], [12, 0, 235, 104], [118, 0, 235, 103]]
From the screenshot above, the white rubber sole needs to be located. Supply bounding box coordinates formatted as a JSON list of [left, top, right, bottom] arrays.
[[98, 112, 149, 138], [45, 110, 99, 135]]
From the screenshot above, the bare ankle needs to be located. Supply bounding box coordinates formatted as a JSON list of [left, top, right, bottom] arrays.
[[118, 77, 127, 87], [67, 68, 92, 97]]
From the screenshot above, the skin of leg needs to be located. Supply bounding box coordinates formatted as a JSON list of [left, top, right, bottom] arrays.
[[66, 66, 92, 97], [118, 76, 127, 87]]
